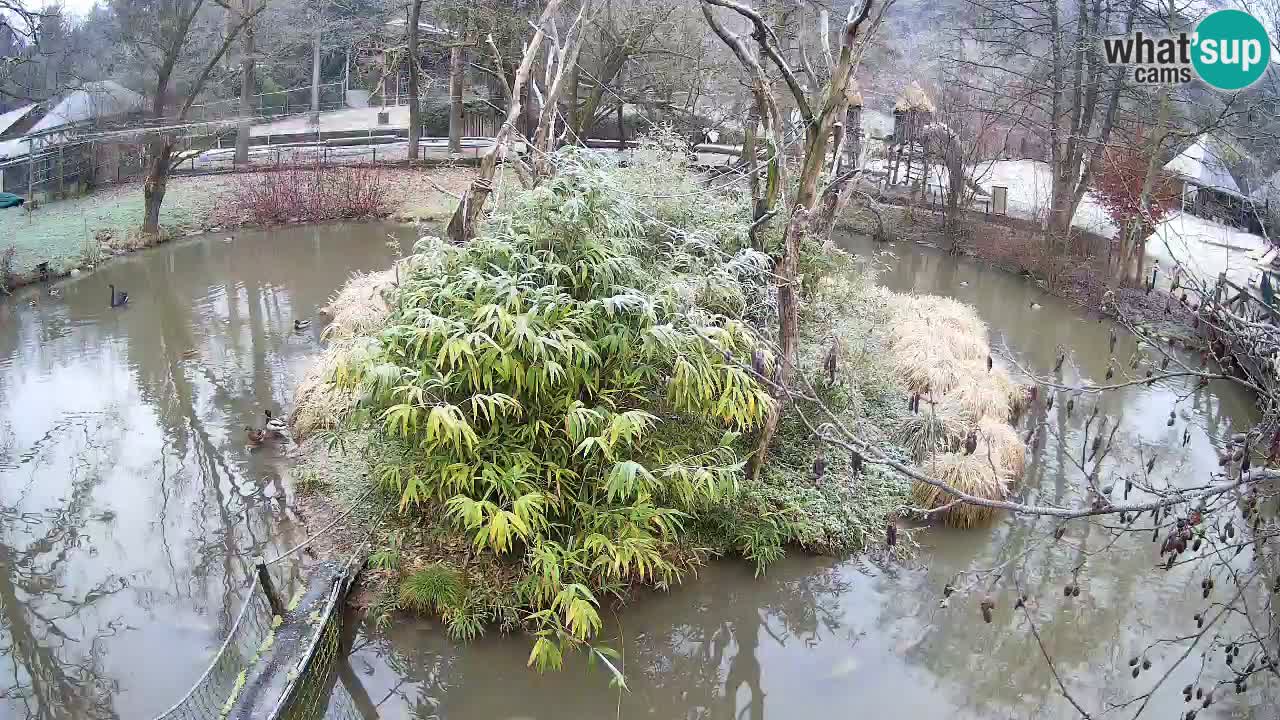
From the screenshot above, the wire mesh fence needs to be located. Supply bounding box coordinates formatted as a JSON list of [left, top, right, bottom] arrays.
[[152, 580, 278, 720], [147, 558, 371, 720], [277, 579, 358, 720]]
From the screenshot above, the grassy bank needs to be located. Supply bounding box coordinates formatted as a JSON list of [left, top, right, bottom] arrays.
[[288, 141, 1029, 672], [0, 166, 471, 291]]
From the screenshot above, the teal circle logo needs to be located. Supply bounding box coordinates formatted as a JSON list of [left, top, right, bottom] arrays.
[[1192, 9, 1269, 90]]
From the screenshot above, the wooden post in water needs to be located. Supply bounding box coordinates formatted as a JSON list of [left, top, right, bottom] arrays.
[[255, 557, 285, 615]]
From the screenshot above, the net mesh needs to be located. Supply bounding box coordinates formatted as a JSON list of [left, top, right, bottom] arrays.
[[153, 581, 277, 720], [278, 580, 353, 720], [153, 565, 366, 720]]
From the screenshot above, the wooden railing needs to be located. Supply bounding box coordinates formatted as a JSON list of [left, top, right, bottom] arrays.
[[1212, 273, 1280, 325]]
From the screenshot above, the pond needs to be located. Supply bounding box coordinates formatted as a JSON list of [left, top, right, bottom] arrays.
[[337, 232, 1269, 719], [0, 222, 416, 720], [0, 223, 1269, 719]]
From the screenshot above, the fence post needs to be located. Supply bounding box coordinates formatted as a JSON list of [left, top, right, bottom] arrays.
[[57, 145, 65, 198], [254, 558, 285, 616], [26, 140, 35, 201]]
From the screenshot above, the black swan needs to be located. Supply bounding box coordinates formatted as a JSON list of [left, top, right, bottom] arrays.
[[109, 284, 129, 307]]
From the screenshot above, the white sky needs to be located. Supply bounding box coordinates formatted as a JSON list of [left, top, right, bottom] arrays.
[[37, 0, 99, 20]]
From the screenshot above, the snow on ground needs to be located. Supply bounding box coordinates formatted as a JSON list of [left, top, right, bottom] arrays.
[[1146, 212, 1274, 289], [972, 159, 1118, 237], [870, 155, 1275, 286]]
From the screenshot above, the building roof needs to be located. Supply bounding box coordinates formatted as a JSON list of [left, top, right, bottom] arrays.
[[27, 80, 144, 136], [0, 104, 37, 137], [0, 81, 144, 162], [1163, 134, 1244, 197], [894, 81, 935, 113]]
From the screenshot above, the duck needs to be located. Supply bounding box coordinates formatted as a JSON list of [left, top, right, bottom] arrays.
[[245, 426, 267, 447], [48, 288, 60, 298], [959, 281, 970, 288], [264, 409, 289, 438], [293, 319, 311, 331], [109, 284, 128, 307]]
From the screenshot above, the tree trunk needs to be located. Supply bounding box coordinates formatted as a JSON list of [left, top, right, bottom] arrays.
[[1046, 174, 1075, 244], [748, 206, 807, 478], [234, 3, 255, 165], [448, 44, 464, 154], [565, 59, 581, 140], [407, 0, 423, 161], [309, 26, 321, 126], [614, 64, 625, 143], [740, 98, 759, 165], [142, 139, 174, 236], [448, 1, 563, 243]]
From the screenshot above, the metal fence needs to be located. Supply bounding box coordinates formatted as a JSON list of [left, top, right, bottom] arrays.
[[152, 580, 278, 720], [187, 83, 348, 124]]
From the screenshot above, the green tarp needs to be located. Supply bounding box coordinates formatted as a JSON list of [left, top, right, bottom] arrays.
[[0, 193, 24, 209]]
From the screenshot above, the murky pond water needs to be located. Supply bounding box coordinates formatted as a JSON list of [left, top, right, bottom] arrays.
[[1, 224, 1272, 719], [0, 222, 416, 719], [339, 233, 1272, 719]]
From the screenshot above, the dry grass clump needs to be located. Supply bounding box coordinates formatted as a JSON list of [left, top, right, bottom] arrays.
[[321, 268, 397, 340], [884, 293, 1032, 527], [945, 369, 1013, 421], [292, 268, 398, 438], [887, 296, 989, 394], [892, 402, 969, 460], [913, 453, 1008, 528], [976, 416, 1026, 478]]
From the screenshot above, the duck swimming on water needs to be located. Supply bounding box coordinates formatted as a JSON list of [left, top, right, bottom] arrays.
[[109, 284, 128, 307], [245, 427, 267, 447], [264, 409, 288, 438], [294, 319, 311, 331]]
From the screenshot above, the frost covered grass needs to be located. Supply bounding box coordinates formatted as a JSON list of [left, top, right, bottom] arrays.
[[0, 176, 225, 276], [0, 167, 473, 285]]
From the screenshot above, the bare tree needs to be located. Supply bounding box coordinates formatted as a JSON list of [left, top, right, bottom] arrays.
[[702, 0, 891, 478], [407, 0, 424, 159], [446, 0, 563, 243], [948, 0, 1140, 246], [111, 0, 263, 235], [233, 0, 258, 165]]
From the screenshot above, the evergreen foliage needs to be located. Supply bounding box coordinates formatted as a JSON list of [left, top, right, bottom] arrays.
[[326, 139, 912, 670]]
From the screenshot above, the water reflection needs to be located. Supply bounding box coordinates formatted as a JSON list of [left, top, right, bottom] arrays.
[[0, 222, 416, 719], [337, 233, 1272, 719]]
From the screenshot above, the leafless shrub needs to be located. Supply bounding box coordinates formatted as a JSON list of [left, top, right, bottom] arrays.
[[221, 165, 391, 227]]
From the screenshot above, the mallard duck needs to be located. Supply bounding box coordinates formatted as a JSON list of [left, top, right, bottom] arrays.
[[245, 426, 267, 447], [294, 319, 311, 331], [264, 409, 288, 438], [48, 288, 60, 298], [1029, 301, 1042, 310], [109, 284, 128, 307]]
